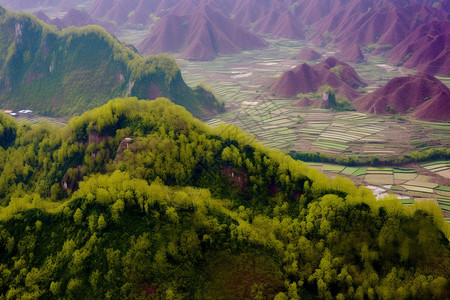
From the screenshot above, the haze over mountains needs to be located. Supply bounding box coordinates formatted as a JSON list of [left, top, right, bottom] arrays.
[[2, 0, 449, 70], [137, 4, 268, 60], [34, 9, 120, 35], [0, 0, 448, 121]]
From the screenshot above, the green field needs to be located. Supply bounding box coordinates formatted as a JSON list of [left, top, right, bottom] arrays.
[[394, 173, 418, 180], [436, 186, 450, 192], [352, 168, 367, 177], [400, 198, 414, 205], [421, 161, 450, 167], [341, 167, 359, 175], [322, 164, 346, 173]]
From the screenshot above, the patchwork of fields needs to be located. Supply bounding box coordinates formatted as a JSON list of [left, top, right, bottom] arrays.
[[308, 161, 450, 218], [178, 40, 450, 219], [179, 40, 450, 156]]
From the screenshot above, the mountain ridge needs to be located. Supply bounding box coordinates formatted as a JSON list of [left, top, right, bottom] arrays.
[[137, 4, 268, 61], [0, 6, 222, 117]]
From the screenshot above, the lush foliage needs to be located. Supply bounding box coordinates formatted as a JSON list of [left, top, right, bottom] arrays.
[[0, 7, 222, 117], [296, 85, 354, 112], [289, 148, 450, 166], [0, 98, 449, 299], [0, 113, 16, 148]]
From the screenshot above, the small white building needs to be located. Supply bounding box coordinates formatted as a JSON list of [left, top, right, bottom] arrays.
[[18, 109, 33, 114]]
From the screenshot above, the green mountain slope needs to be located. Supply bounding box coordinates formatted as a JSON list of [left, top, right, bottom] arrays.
[[0, 6, 222, 117], [0, 98, 449, 299]]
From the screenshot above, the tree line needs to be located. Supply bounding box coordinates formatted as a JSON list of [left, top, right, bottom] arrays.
[[0, 97, 448, 299]]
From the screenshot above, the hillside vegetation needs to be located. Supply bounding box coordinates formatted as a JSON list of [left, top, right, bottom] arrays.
[[0, 6, 222, 117], [0, 98, 449, 299]]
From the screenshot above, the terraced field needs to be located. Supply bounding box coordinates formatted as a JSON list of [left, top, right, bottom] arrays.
[[308, 162, 450, 219], [422, 161, 450, 180], [179, 41, 450, 220], [179, 40, 450, 156]]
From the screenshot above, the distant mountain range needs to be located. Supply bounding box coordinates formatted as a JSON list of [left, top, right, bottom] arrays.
[[0, 0, 449, 121], [137, 4, 267, 60], [34, 9, 120, 35], [2, 0, 449, 74]]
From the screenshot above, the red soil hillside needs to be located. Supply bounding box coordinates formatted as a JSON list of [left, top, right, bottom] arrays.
[[137, 14, 186, 54], [338, 44, 364, 63], [88, 0, 192, 26], [270, 57, 366, 99], [311, 0, 447, 48], [297, 49, 322, 61], [389, 21, 450, 76], [35, 9, 120, 34], [134, 0, 179, 21], [413, 90, 450, 122], [290, 0, 351, 25], [169, 0, 208, 16], [89, 0, 140, 25], [126, 1, 160, 26], [229, 0, 278, 26], [138, 4, 267, 61], [253, 10, 304, 39], [34, 10, 51, 22], [353, 73, 450, 122]]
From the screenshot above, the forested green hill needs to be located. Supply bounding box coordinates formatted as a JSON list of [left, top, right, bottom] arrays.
[[0, 98, 449, 299], [0, 6, 222, 117]]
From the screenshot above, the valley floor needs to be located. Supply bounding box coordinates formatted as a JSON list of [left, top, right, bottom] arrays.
[[177, 39, 450, 219]]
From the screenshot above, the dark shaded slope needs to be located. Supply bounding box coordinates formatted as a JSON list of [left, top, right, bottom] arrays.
[[353, 73, 450, 121], [0, 7, 222, 117]]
